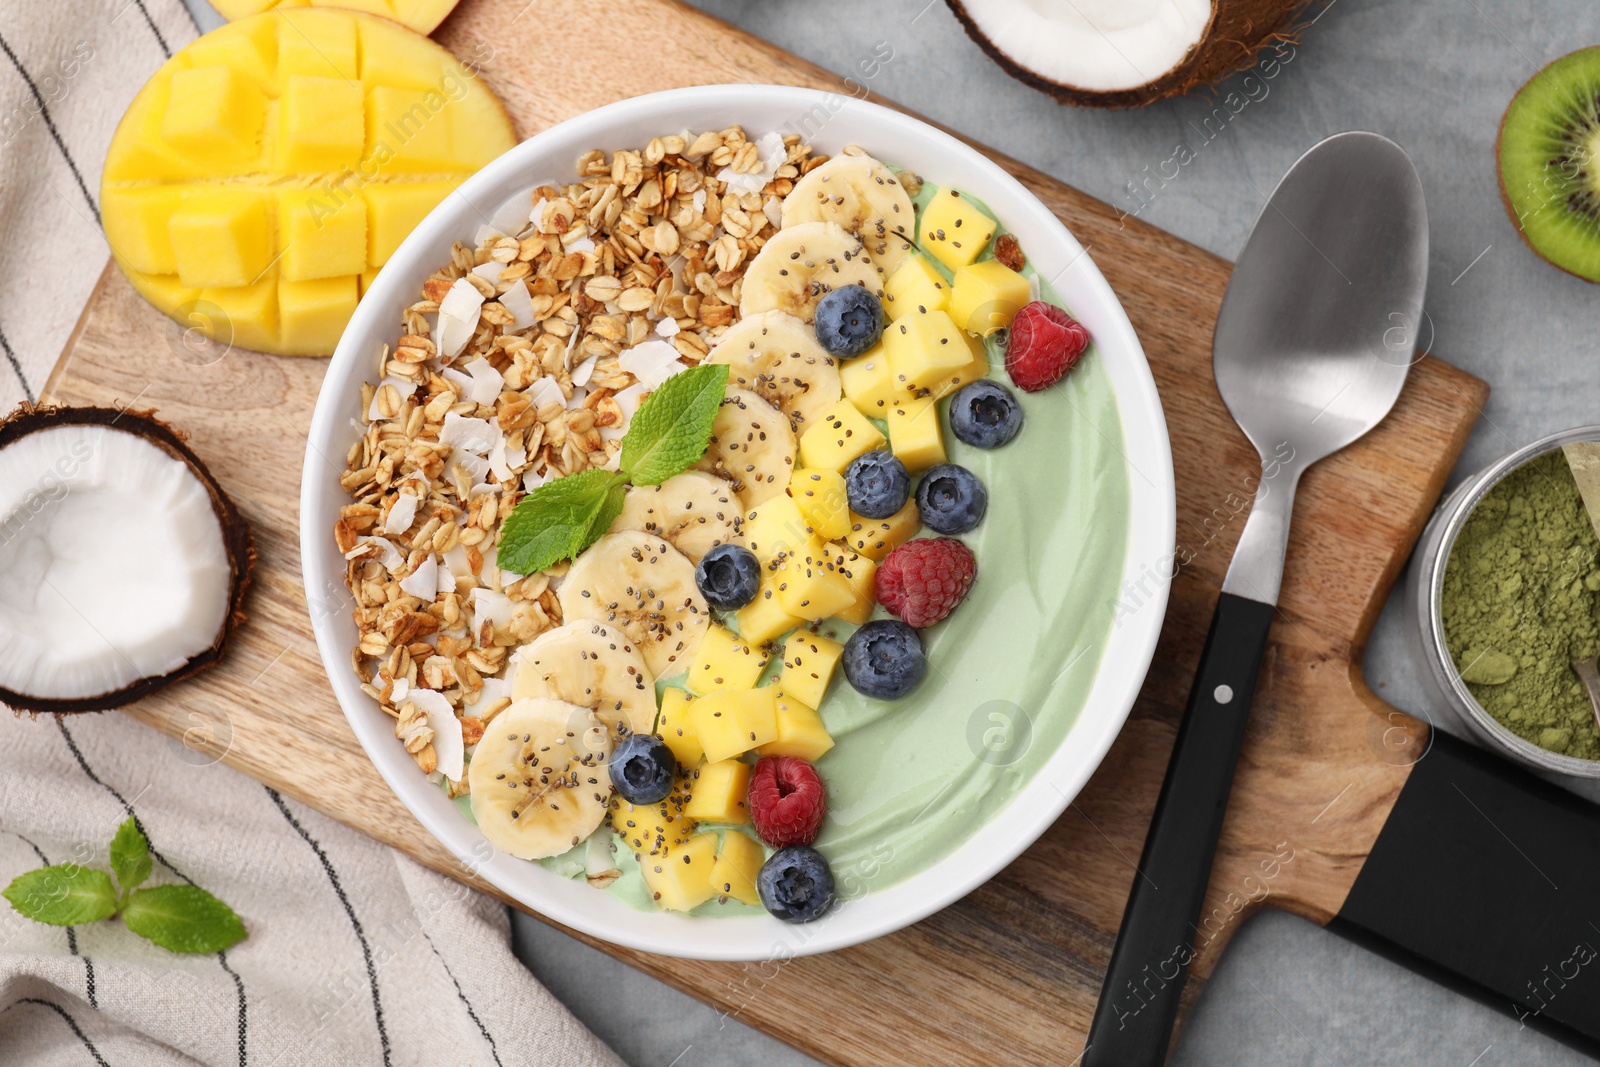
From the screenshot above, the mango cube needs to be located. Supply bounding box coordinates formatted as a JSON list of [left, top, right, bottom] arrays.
[[277, 276, 358, 356], [788, 468, 850, 541], [684, 759, 751, 824], [919, 187, 996, 271], [367, 87, 456, 172], [840, 343, 896, 419], [907, 330, 990, 401], [640, 831, 720, 912], [656, 688, 704, 768], [774, 543, 859, 622], [824, 543, 878, 624], [735, 571, 805, 646], [278, 188, 367, 282], [168, 189, 271, 289], [690, 687, 779, 762], [710, 831, 765, 906], [740, 494, 812, 565], [362, 181, 456, 268], [275, 10, 358, 79], [278, 75, 364, 171], [887, 394, 947, 472], [949, 259, 1032, 335], [686, 624, 770, 695], [199, 277, 277, 353], [102, 187, 186, 275], [884, 307, 975, 396], [611, 778, 696, 856], [798, 398, 886, 473], [781, 632, 844, 710], [884, 254, 949, 319], [160, 66, 264, 164], [760, 690, 836, 762], [846, 500, 922, 561]]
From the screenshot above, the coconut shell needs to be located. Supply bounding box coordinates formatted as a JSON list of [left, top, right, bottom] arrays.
[[946, 0, 1315, 109], [0, 403, 256, 714]]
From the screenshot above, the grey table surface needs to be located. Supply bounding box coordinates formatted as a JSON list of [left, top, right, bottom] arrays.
[[170, 0, 1600, 1062]]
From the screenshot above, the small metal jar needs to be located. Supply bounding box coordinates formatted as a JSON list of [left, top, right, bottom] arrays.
[[1405, 426, 1600, 779]]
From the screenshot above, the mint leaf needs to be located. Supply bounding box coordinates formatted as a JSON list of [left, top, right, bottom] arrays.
[[620, 364, 729, 485], [3, 865, 117, 926], [122, 885, 246, 954], [109, 817, 151, 894], [498, 469, 628, 574]]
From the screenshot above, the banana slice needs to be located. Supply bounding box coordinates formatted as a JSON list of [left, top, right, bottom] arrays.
[[606, 472, 741, 563], [739, 221, 883, 323], [510, 621, 657, 739], [558, 531, 710, 679], [695, 389, 796, 510], [705, 310, 843, 435], [781, 153, 917, 274], [467, 697, 613, 861]]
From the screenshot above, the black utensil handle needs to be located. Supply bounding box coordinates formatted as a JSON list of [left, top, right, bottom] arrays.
[[1082, 592, 1277, 1067], [1332, 728, 1600, 1054]]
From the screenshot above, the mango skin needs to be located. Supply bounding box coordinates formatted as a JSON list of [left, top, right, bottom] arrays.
[[102, 9, 515, 357]]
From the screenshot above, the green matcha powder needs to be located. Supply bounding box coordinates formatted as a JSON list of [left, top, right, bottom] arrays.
[[1442, 449, 1600, 760]]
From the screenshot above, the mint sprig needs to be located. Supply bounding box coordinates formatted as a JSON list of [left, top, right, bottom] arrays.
[[498, 363, 728, 574], [2, 817, 245, 954]]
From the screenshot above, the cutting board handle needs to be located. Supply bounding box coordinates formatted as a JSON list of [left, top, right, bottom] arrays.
[[1331, 728, 1600, 1056], [1083, 592, 1277, 1065]]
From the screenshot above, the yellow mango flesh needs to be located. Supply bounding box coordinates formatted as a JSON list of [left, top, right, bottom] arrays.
[[735, 570, 805, 646], [949, 259, 1032, 335], [824, 542, 878, 624], [919, 187, 997, 271], [846, 500, 921, 561], [102, 9, 515, 356], [759, 689, 836, 761], [690, 687, 779, 763], [884, 307, 976, 396], [797, 398, 887, 473], [685, 624, 770, 696], [788, 467, 850, 542], [887, 393, 947, 472], [839, 343, 896, 420], [711, 830, 766, 906], [780, 632, 844, 710], [656, 688, 705, 769], [774, 541, 858, 622], [640, 831, 720, 912], [884, 253, 949, 319], [209, 0, 464, 37], [740, 494, 813, 565], [684, 759, 752, 825]]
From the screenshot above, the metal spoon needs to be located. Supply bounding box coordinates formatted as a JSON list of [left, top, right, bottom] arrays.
[[1084, 132, 1428, 1066], [1569, 656, 1600, 735]]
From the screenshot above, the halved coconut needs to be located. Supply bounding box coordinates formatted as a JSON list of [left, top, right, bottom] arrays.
[[947, 0, 1308, 109], [0, 405, 253, 713]]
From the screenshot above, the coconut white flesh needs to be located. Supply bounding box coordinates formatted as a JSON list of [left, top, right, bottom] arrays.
[[0, 425, 231, 701], [961, 0, 1210, 93]]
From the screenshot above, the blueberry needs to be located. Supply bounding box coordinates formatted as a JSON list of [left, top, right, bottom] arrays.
[[915, 464, 987, 535], [608, 733, 677, 805], [757, 845, 835, 922], [695, 543, 761, 611], [841, 619, 926, 700], [843, 450, 911, 519], [949, 380, 1023, 449], [813, 285, 885, 359]]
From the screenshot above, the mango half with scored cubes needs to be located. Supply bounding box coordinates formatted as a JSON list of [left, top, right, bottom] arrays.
[[209, 0, 462, 36], [101, 10, 515, 356]]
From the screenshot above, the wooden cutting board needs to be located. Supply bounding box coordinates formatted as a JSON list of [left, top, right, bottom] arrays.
[[40, 1, 1489, 1062]]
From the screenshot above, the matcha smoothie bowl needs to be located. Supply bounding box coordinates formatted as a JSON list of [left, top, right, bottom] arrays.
[[1408, 428, 1600, 778]]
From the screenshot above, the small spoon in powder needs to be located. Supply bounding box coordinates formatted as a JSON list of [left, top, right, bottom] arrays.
[[1561, 441, 1600, 540], [1569, 655, 1600, 736]]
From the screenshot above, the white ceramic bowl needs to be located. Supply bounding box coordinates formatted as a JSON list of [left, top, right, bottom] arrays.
[[301, 84, 1174, 960]]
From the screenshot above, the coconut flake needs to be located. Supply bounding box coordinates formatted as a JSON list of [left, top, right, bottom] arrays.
[[459, 358, 506, 407], [499, 279, 536, 331], [437, 279, 486, 359], [383, 493, 418, 536], [349, 536, 405, 572], [600, 381, 650, 443], [527, 376, 566, 410], [692, 189, 707, 214], [564, 235, 596, 254], [466, 673, 512, 712], [473, 223, 503, 248], [489, 435, 527, 483], [717, 131, 786, 195], [763, 196, 784, 232], [570, 354, 598, 386], [522, 467, 550, 492], [439, 412, 499, 456], [471, 261, 504, 285], [490, 185, 544, 235], [409, 689, 463, 781], [400, 555, 440, 601], [470, 587, 516, 631], [529, 197, 550, 231], [654, 317, 680, 338], [366, 377, 418, 421], [618, 340, 687, 389]]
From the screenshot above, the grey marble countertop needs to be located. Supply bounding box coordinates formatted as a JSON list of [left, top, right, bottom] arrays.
[[176, 0, 1600, 1061]]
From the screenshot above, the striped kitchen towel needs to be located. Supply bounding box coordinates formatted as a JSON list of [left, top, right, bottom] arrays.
[[0, 709, 624, 1066], [1, 5, 621, 1064]]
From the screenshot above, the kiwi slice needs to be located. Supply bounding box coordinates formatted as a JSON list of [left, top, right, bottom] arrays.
[[1498, 47, 1600, 282]]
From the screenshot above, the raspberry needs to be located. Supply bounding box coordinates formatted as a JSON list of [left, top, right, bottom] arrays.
[[874, 537, 976, 628], [1005, 301, 1090, 393], [748, 757, 827, 847]]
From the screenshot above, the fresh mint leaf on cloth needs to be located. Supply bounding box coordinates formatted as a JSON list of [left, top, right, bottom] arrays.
[[498, 468, 629, 575], [620, 364, 729, 485], [110, 816, 152, 892], [3, 865, 117, 926], [1, 817, 245, 953], [122, 884, 247, 954], [498, 364, 729, 573]]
